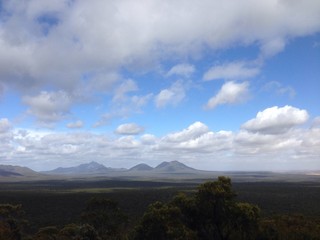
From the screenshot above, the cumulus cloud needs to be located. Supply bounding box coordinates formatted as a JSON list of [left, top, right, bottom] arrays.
[[160, 125, 233, 153], [115, 123, 144, 135], [1, 111, 319, 171], [163, 122, 209, 142], [205, 81, 250, 109], [1, 0, 320, 95], [140, 134, 157, 145], [203, 61, 260, 81], [155, 80, 186, 108], [1, 1, 320, 170], [22, 91, 73, 124], [166, 64, 195, 77], [241, 105, 309, 134]]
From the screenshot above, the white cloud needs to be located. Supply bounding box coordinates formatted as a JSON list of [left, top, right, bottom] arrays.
[[205, 81, 250, 109], [203, 61, 260, 81], [163, 122, 209, 143], [1, 0, 319, 96], [140, 134, 157, 145], [115, 123, 144, 135], [67, 120, 84, 129], [155, 80, 186, 108], [259, 38, 286, 59], [95, 93, 152, 127], [166, 63, 195, 77], [242, 105, 309, 134], [1, 1, 320, 170], [1, 112, 320, 171], [22, 91, 73, 124]]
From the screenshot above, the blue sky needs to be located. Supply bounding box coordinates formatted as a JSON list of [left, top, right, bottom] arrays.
[[0, 0, 319, 171]]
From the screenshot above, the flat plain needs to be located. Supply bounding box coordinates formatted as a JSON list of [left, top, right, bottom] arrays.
[[1, 175, 320, 232]]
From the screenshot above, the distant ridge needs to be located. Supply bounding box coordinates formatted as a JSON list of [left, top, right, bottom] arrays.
[[0, 165, 40, 178], [154, 161, 196, 172], [0, 169, 22, 177], [1, 162, 319, 182], [129, 163, 153, 171], [43, 161, 125, 175], [43, 160, 199, 176]]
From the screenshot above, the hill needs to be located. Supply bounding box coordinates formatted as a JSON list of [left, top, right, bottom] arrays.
[[0, 164, 42, 180], [129, 163, 153, 171], [154, 161, 196, 173]]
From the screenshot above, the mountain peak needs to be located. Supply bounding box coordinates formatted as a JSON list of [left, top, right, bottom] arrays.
[[155, 161, 195, 172], [129, 163, 153, 171], [45, 161, 109, 175], [80, 161, 105, 170]]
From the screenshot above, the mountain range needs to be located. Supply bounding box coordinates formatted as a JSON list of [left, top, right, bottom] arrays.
[[43, 160, 198, 175], [0, 161, 201, 180], [1, 161, 319, 182]]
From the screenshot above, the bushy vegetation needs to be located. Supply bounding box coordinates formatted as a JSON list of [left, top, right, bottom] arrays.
[[1, 177, 320, 239]]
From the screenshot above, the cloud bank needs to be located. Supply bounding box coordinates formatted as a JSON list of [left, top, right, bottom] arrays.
[[1, 106, 319, 171]]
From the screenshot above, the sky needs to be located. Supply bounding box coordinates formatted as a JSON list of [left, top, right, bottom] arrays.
[[0, 0, 320, 171]]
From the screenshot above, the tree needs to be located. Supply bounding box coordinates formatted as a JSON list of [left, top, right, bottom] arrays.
[[258, 214, 320, 240], [132, 177, 261, 240], [193, 176, 260, 240], [0, 204, 26, 240], [132, 201, 197, 240], [59, 223, 101, 240], [81, 197, 127, 239]]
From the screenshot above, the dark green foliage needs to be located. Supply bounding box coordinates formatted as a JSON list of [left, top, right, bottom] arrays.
[[33, 226, 59, 240], [0, 178, 320, 239], [81, 197, 128, 239], [133, 177, 261, 240], [258, 215, 320, 240], [59, 224, 101, 240], [0, 204, 26, 240], [132, 201, 197, 240], [32, 224, 101, 240]]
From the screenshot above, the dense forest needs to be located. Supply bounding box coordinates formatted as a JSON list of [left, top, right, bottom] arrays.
[[1, 177, 320, 240]]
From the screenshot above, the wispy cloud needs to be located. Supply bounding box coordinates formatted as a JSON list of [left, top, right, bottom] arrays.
[[166, 63, 195, 78], [203, 61, 260, 81], [115, 123, 144, 135], [263, 81, 296, 98], [155, 80, 187, 108], [67, 120, 84, 129]]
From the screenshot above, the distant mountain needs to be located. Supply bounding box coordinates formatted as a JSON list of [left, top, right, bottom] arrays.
[[0, 165, 40, 178], [154, 161, 196, 173], [43, 161, 124, 175], [43, 160, 198, 176], [129, 163, 153, 171]]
